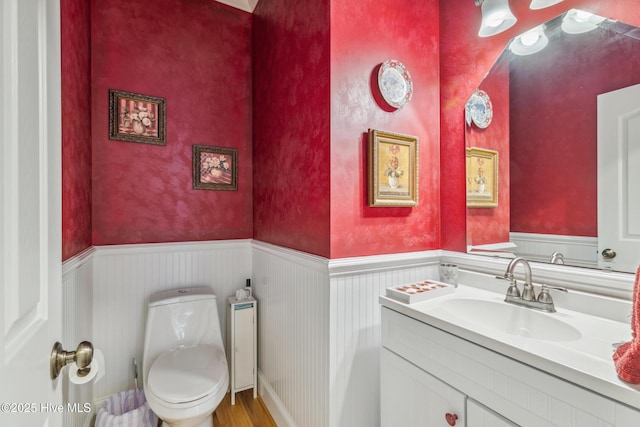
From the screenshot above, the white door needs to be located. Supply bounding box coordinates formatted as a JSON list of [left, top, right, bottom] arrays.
[[597, 83, 640, 272], [0, 0, 63, 426]]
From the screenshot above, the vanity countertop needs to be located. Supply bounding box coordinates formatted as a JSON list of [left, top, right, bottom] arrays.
[[380, 284, 640, 410]]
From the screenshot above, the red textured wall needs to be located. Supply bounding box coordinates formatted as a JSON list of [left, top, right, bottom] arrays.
[[91, 0, 253, 245], [64, 0, 640, 258], [440, 0, 640, 251], [466, 57, 510, 247], [62, 0, 92, 261], [252, 0, 331, 257], [329, 0, 440, 258]]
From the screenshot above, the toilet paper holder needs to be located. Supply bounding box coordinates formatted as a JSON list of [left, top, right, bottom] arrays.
[[50, 341, 93, 380]]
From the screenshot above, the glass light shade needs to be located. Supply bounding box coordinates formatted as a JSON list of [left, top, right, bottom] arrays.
[[478, 0, 517, 37], [509, 25, 549, 55], [561, 9, 606, 34], [530, 0, 563, 10]]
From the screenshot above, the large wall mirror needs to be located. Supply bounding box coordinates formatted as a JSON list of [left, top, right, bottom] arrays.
[[465, 9, 640, 274]]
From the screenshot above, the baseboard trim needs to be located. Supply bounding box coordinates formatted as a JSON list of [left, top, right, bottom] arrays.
[[258, 370, 297, 427]]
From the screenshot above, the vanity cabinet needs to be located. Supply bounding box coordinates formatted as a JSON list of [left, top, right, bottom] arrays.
[[381, 348, 465, 426], [382, 347, 515, 427], [381, 306, 639, 427]]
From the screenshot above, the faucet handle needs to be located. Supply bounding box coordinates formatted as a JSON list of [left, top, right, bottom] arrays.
[[496, 275, 521, 297], [506, 282, 521, 298], [537, 285, 567, 304]]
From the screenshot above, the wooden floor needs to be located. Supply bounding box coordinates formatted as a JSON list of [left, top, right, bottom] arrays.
[[212, 390, 277, 427], [154, 389, 276, 427]]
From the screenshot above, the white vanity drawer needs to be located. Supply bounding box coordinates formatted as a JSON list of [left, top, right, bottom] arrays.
[[467, 399, 517, 427], [381, 306, 637, 427], [381, 348, 466, 427]]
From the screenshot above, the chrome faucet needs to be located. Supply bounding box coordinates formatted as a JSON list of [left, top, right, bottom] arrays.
[[497, 257, 567, 312], [550, 251, 565, 264], [503, 257, 535, 301]]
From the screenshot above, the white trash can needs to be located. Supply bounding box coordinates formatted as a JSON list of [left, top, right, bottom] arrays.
[[95, 388, 158, 427]]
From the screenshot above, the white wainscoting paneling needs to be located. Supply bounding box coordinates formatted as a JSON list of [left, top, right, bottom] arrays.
[[252, 242, 330, 427], [62, 239, 634, 427], [328, 253, 440, 427], [62, 247, 95, 427], [92, 240, 252, 401], [252, 242, 442, 427]]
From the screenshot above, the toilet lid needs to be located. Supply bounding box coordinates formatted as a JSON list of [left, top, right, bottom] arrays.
[[148, 344, 227, 404]]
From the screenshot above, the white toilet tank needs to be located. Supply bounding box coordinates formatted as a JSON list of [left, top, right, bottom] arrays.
[[142, 287, 225, 386]]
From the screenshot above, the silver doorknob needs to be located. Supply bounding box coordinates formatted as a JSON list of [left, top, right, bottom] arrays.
[[50, 341, 93, 380], [602, 248, 617, 259]]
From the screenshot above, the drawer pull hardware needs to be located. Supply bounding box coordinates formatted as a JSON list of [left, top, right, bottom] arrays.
[[445, 412, 458, 426]]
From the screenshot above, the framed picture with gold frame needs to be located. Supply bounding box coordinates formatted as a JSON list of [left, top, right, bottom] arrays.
[[368, 129, 418, 207], [466, 147, 498, 208]]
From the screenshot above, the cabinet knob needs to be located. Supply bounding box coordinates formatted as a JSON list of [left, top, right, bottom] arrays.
[[445, 413, 458, 426]]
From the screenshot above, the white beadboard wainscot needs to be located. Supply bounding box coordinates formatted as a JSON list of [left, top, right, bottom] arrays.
[[62, 247, 95, 427], [253, 241, 442, 427], [252, 242, 331, 427], [61, 240, 635, 427], [92, 240, 252, 401], [328, 252, 440, 427]]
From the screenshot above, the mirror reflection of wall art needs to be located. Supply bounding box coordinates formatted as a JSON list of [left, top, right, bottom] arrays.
[[465, 89, 493, 129], [368, 129, 418, 207], [109, 89, 166, 145], [466, 147, 498, 208], [192, 145, 238, 191]]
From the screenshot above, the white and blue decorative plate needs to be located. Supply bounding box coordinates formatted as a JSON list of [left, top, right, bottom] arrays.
[[378, 59, 413, 109], [465, 89, 493, 129]]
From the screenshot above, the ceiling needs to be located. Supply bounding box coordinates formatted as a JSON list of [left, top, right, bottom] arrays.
[[215, 0, 260, 13]]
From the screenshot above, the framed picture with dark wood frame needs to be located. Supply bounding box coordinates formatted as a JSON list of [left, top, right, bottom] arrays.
[[466, 147, 498, 208], [192, 145, 238, 191], [368, 129, 419, 207], [109, 89, 166, 145]]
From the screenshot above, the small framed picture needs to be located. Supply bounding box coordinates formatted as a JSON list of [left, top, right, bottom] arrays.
[[109, 89, 166, 145], [192, 145, 238, 191], [466, 147, 498, 208], [368, 129, 419, 207]]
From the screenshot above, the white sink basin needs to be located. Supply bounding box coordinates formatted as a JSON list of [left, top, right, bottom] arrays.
[[438, 299, 582, 342]]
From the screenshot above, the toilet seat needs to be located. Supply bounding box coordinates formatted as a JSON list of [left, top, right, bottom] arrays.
[[148, 344, 227, 404]]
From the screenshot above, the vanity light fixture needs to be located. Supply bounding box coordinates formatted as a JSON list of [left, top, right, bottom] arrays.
[[509, 24, 549, 56], [476, 0, 517, 38], [561, 9, 606, 34], [529, 0, 563, 10]]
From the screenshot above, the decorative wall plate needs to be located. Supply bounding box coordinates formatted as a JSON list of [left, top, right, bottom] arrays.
[[378, 59, 413, 109], [465, 89, 493, 128]]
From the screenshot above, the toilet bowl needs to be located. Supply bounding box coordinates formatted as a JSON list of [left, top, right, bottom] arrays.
[[142, 287, 229, 427]]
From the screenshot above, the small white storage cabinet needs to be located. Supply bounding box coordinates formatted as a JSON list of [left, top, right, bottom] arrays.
[[227, 296, 257, 405]]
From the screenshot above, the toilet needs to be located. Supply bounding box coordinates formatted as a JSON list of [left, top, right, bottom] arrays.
[[142, 287, 229, 427]]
